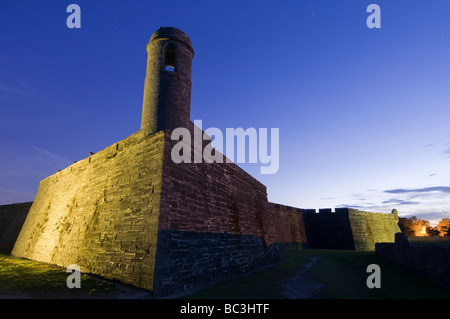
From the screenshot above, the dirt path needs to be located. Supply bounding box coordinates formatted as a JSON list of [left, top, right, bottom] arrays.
[[280, 256, 323, 299]]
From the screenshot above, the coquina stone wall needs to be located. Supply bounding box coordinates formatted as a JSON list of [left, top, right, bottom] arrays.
[[12, 130, 165, 291], [348, 208, 400, 251], [267, 206, 400, 251], [11, 125, 281, 297], [152, 127, 280, 297]]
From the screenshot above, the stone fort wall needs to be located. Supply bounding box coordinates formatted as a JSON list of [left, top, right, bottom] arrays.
[[153, 127, 280, 297], [348, 208, 400, 250], [11, 125, 280, 297], [269, 205, 400, 251], [12, 130, 165, 291], [269, 203, 306, 250]]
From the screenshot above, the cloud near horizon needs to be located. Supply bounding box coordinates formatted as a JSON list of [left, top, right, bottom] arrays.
[[384, 186, 450, 194], [382, 199, 420, 206]]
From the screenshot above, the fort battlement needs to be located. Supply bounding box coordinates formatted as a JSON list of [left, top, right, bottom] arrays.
[[269, 203, 400, 251], [302, 208, 351, 214]]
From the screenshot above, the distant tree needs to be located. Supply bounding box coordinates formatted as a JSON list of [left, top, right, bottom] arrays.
[[415, 219, 430, 235], [398, 216, 433, 236], [398, 217, 416, 236], [437, 218, 450, 237], [426, 226, 440, 237]]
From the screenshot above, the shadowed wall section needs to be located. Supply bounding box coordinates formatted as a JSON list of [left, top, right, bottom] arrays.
[[269, 205, 400, 251], [153, 127, 280, 297], [376, 233, 450, 289], [0, 202, 32, 253], [11, 127, 281, 297], [302, 208, 356, 250], [269, 203, 306, 250]]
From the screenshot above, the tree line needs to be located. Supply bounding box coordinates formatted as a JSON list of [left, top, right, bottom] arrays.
[[398, 217, 450, 237]]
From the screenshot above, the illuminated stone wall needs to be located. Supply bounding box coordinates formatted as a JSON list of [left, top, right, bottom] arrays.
[[302, 208, 400, 250], [0, 202, 32, 253], [12, 130, 165, 291], [9, 123, 400, 297], [12, 126, 281, 297], [348, 208, 400, 251], [264, 206, 400, 251]]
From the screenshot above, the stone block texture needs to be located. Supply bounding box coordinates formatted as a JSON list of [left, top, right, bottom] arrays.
[[269, 203, 306, 250], [302, 208, 356, 249], [348, 208, 400, 251], [153, 128, 280, 297], [13, 130, 165, 291], [12, 127, 280, 297]]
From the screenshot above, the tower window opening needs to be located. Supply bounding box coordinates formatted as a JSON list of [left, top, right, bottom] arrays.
[[165, 48, 175, 72]]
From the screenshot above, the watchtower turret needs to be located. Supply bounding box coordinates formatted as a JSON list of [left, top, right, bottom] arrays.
[[141, 27, 194, 134]]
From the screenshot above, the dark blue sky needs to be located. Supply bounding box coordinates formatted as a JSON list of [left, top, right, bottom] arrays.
[[1, 1, 450, 224]]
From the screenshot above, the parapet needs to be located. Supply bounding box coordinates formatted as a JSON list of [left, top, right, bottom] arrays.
[[303, 208, 350, 214], [268, 204, 352, 215], [269, 202, 302, 213], [149, 27, 194, 55]]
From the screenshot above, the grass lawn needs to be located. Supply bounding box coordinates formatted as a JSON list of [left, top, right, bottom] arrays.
[[186, 249, 450, 299], [0, 254, 128, 298], [1, 249, 449, 299], [304, 250, 450, 299], [185, 248, 316, 299]]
